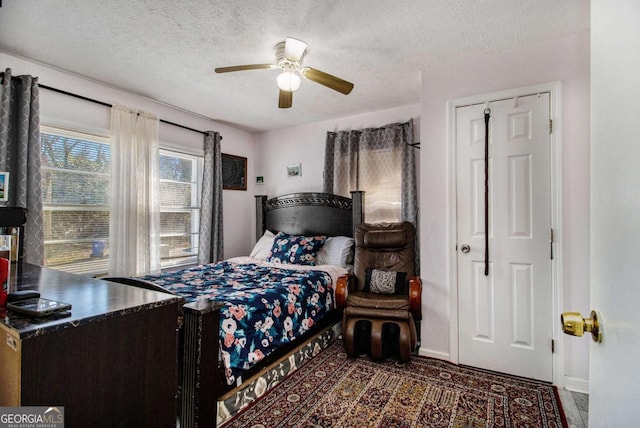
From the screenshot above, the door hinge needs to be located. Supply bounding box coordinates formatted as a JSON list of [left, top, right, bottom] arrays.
[[552, 339, 555, 353], [549, 119, 553, 134], [550, 228, 554, 260]]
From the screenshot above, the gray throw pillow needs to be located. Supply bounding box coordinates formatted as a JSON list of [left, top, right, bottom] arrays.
[[363, 268, 407, 294]]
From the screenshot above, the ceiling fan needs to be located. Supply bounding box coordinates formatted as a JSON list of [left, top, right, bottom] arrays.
[[215, 37, 354, 109]]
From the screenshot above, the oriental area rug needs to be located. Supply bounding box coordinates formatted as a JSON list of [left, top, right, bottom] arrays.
[[222, 340, 567, 428]]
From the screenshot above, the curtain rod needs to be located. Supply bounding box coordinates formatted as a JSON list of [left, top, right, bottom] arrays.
[[37, 83, 207, 136]]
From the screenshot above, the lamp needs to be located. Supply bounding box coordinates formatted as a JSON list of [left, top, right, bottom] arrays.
[[277, 70, 301, 92]]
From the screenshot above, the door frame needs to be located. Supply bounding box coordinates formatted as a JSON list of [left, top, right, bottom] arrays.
[[446, 82, 564, 385]]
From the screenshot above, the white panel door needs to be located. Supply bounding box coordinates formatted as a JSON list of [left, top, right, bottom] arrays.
[[456, 94, 553, 382]]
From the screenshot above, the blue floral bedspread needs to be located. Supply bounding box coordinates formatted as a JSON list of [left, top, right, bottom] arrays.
[[141, 261, 335, 385]]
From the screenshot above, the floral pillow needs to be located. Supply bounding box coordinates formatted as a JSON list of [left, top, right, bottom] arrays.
[[266, 232, 327, 265]]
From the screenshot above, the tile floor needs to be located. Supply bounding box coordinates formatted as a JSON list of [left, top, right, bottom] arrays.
[[558, 389, 589, 428]]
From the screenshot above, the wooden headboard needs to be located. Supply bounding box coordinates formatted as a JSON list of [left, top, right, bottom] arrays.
[[254, 191, 364, 240]]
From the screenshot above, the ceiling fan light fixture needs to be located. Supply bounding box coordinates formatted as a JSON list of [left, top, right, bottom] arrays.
[[277, 70, 301, 92]]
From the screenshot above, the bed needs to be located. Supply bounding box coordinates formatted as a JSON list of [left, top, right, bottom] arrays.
[[142, 257, 346, 388], [108, 191, 363, 428]]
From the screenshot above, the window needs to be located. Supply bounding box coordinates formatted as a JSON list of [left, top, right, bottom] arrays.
[[41, 126, 111, 275], [41, 127, 203, 274], [159, 149, 203, 269], [332, 146, 403, 223], [356, 147, 402, 223]]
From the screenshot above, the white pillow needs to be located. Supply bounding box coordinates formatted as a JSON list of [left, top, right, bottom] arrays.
[[316, 236, 354, 267], [249, 230, 276, 259]]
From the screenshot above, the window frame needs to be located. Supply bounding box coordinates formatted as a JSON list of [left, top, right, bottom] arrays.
[[158, 148, 204, 269]]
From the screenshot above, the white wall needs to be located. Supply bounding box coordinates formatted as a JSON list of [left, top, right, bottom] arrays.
[[1, 51, 257, 259], [419, 32, 591, 388], [253, 104, 420, 197]]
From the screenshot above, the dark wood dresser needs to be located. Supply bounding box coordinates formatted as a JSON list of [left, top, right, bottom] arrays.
[[0, 264, 182, 428]]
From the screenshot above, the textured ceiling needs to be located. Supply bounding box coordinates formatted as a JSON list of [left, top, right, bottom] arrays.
[[0, 1, 589, 133]]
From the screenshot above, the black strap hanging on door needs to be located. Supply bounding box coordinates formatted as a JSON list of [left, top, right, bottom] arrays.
[[484, 108, 491, 276]]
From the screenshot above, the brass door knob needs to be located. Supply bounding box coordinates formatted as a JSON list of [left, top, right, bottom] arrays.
[[561, 310, 602, 343]]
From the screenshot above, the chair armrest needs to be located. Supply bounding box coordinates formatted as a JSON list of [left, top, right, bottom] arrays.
[[335, 274, 352, 308], [409, 276, 422, 319]]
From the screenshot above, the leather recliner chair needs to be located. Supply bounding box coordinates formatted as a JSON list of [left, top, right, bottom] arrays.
[[336, 222, 421, 362]]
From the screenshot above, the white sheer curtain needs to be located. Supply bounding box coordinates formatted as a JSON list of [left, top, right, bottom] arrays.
[[109, 105, 160, 276]]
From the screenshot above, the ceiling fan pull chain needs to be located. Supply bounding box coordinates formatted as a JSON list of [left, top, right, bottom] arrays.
[[484, 107, 491, 277]]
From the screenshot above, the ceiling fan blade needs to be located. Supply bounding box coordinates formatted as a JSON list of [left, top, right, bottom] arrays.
[[302, 68, 354, 95], [284, 37, 307, 62], [279, 90, 293, 109], [215, 64, 276, 73]]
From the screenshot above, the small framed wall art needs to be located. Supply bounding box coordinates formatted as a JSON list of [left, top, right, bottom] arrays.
[[222, 154, 247, 191], [0, 172, 9, 202], [287, 163, 301, 177]]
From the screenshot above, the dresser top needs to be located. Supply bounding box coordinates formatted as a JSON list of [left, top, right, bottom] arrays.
[[1, 263, 181, 338]]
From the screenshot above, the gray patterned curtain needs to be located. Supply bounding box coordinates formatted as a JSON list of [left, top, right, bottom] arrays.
[[198, 131, 223, 264], [324, 119, 418, 272], [0, 68, 44, 265]]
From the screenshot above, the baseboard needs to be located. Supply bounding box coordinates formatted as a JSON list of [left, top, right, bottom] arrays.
[[563, 376, 589, 394], [418, 346, 451, 361]]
